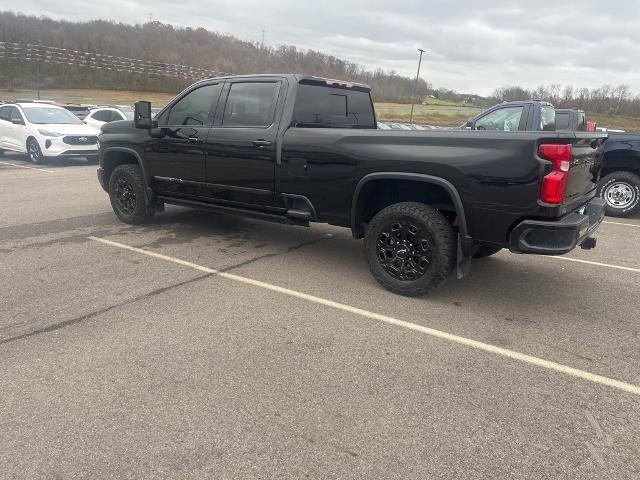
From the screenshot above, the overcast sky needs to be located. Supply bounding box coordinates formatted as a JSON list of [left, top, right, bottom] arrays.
[[6, 0, 640, 95]]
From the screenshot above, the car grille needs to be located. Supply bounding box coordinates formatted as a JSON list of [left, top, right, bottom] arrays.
[[63, 135, 98, 145]]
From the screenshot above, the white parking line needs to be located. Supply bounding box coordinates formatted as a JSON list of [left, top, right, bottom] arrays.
[[604, 220, 640, 228], [0, 161, 55, 173], [89, 235, 640, 397], [551, 256, 640, 273]]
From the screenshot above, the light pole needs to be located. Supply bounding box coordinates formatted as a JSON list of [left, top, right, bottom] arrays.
[[409, 48, 426, 124]]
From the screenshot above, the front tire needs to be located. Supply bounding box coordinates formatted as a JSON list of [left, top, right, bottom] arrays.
[[108, 164, 153, 224], [364, 202, 456, 297], [597, 171, 640, 218], [27, 138, 45, 164]]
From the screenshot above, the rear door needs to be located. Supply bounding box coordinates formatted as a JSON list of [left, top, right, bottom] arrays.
[[203, 78, 284, 207], [5, 107, 26, 151], [0, 106, 10, 148]]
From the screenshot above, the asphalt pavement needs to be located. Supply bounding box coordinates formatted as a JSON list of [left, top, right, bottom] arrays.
[[1, 152, 639, 479]]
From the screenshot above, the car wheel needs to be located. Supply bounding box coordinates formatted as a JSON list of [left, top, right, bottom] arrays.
[[27, 138, 45, 164], [108, 164, 153, 224], [598, 171, 640, 218], [364, 202, 456, 296], [473, 246, 502, 258]]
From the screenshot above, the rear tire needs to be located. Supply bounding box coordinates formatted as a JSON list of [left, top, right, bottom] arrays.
[[597, 171, 640, 217], [364, 202, 456, 297], [473, 246, 502, 258], [27, 138, 45, 164], [108, 164, 153, 224]]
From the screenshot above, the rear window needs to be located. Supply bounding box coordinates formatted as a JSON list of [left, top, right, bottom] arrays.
[[292, 83, 375, 129], [555, 112, 570, 130], [540, 105, 556, 131]]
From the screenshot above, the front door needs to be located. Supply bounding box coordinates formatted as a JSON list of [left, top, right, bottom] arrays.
[[146, 82, 224, 197], [203, 79, 283, 207]]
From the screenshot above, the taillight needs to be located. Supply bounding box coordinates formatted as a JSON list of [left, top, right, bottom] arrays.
[[539, 144, 572, 204]]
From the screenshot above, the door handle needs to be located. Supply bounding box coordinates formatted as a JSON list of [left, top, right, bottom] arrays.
[[187, 136, 202, 144], [252, 139, 272, 148]]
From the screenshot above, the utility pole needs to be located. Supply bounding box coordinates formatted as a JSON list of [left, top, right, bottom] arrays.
[[409, 48, 426, 124], [261, 29, 265, 49], [36, 59, 40, 100]]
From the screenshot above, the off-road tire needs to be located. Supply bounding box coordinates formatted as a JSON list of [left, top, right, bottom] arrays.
[[364, 202, 456, 297], [108, 164, 153, 224], [473, 246, 502, 258], [597, 171, 640, 218]]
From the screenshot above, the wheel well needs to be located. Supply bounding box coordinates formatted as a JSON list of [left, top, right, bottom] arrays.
[[352, 179, 460, 238], [102, 150, 140, 186], [26, 136, 37, 147], [602, 157, 640, 177]]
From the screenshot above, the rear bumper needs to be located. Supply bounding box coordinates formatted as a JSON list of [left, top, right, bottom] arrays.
[[509, 197, 606, 255]]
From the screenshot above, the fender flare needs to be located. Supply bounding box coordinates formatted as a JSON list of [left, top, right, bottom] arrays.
[[101, 146, 154, 204], [350, 172, 469, 239]]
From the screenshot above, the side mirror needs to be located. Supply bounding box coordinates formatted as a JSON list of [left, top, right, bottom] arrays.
[[134, 101, 155, 129], [465, 121, 474, 130], [11, 118, 24, 125]]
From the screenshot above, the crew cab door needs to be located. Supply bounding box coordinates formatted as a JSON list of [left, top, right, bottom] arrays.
[[203, 79, 284, 207], [146, 82, 223, 196]]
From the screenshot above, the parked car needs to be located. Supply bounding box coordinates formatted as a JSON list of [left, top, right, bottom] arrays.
[[0, 102, 98, 163], [97, 74, 606, 296], [85, 106, 134, 132], [61, 104, 91, 120], [597, 133, 640, 217], [389, 123, 412, 130]]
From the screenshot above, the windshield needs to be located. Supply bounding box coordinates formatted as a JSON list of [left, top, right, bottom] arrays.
[[23, 107, 83, 125]]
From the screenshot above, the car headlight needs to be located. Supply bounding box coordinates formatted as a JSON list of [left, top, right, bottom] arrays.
[[38, 129, 64, 137]]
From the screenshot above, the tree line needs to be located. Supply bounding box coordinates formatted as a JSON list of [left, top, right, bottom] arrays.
[[488, 85, 640, 117], [0, 11, 430, 103]]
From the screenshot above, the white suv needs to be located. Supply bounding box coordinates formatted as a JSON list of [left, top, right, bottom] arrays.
[[84, 106, 134, 132], [0, 102, 99, 164]]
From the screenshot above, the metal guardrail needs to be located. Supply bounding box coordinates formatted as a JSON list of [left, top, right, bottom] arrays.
[[0, 41, 230, 80]]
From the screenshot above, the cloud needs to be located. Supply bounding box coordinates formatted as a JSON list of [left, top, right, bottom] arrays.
[[8, 0, 640, 95]]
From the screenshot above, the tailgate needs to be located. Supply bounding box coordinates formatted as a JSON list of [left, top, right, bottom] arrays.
[[565, 133, 606, 209], [545, 132, 606, 212]]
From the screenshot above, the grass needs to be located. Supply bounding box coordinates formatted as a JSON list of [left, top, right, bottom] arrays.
[[2, 88, 639, 130], [375, 102, 481, 126], [0, 88, 176, 107]]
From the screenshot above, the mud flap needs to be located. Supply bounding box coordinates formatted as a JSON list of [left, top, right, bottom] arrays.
[[457, 235, 471, 279]]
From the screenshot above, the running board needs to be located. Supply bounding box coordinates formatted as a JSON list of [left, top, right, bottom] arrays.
[[157, 196, 310, 226]]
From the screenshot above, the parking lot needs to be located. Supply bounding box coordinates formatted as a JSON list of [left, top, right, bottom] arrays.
[[1, 152, 639, 479]]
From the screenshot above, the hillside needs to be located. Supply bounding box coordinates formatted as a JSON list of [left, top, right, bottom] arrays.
[[0, 11, 429, 103]]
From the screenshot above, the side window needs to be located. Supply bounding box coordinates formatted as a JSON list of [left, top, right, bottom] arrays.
[[167, 83, 222, 126], [540, 105, 556, 131], [0, 106, 10, 122], [9, 107, 23, 123], [475, 106, 524, 132], [112, 111, 126, 121], [222, 82, 279, 127], [92, 110, 112, 122], [555, 113, 570, 130]]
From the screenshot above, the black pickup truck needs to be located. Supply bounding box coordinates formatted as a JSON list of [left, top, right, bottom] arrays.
[[97, 74, 606, 296], [597, 133, 640, 217]]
